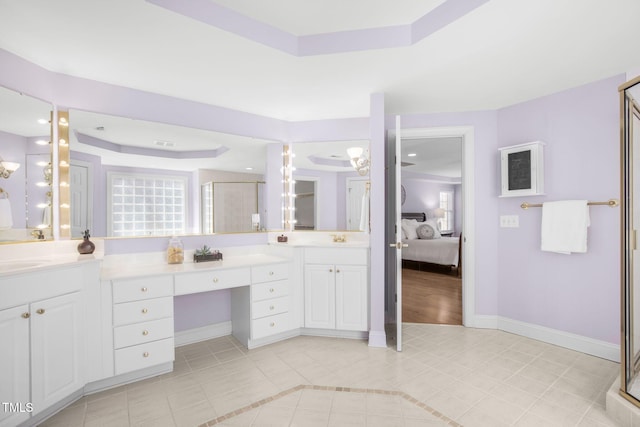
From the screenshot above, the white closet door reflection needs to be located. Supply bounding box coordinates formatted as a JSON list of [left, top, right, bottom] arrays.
[[632, 108, 640, 382]]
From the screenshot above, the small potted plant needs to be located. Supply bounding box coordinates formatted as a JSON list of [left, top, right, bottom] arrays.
[[193, 245, 222, 263]]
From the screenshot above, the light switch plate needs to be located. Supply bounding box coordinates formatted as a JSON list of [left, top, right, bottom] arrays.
[[500, 215, 519, 228]]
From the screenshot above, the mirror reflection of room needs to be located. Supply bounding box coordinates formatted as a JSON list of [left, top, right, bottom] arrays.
[[292, 140, 369, 231], [0, 86, 52, 242], [68, 110, 273, 237]]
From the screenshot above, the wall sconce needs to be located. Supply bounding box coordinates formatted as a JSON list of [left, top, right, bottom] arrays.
[[0, 159, 20, 179], [347, 147, 370, 176]]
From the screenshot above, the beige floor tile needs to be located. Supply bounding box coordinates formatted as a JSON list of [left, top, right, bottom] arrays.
[[290, 408, 330, 427]]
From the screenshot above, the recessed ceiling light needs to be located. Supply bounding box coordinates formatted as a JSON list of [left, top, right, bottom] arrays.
[[35, 139, 49, 145], [407, 153, 417, 157], [37, 118, 48, 124], [245, 167, 253, 170]]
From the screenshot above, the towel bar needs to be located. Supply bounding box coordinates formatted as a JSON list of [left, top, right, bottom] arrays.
[[521, 198, 619, 210]]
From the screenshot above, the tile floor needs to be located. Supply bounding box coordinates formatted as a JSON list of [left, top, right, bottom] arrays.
[[39, 324, 620, 426]]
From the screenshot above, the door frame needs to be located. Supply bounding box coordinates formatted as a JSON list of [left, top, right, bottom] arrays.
[[396, 126, 476, 327]]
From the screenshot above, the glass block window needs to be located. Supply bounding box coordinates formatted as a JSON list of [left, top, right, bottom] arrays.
[[438, 190, 454, 233], [108, 172, 187, 237]]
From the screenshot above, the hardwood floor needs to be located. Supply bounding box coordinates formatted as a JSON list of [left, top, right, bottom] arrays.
[[402, 268, 462, 325]]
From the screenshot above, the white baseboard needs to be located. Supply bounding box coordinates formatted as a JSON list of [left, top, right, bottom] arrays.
[[175, 321, 232, 347], [368, 329, 387, 348], [301, 328, 368, 340], [464, 314, 619, 362]]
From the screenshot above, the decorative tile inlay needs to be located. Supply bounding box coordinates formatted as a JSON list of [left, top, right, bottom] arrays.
[[200, 384, 461, 426]]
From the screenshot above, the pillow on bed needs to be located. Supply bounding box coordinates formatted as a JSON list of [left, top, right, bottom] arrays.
[[417, 222, 441, 239], [401, 219, 419, 239]]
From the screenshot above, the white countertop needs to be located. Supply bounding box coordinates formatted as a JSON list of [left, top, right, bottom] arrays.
[[0, 253, 102, 277], [100, 253, 289, 280]]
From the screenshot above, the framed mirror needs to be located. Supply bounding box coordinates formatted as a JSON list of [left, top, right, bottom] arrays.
[[0, 86, 52, 243], [291, 140, 369, 231], [68, 109, 277, 238]]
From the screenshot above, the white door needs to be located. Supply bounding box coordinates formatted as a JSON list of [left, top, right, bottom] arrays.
[[70, 161, 91, 238], [0, 305, 30, 427], [30, 292, 84, 413], [335, 264, 368, 331], [386, 116, 405, 351], [304, 264, 335, 329]]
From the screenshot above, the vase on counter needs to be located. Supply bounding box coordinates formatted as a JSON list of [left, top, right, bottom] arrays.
[[77, 229, 95, 254]]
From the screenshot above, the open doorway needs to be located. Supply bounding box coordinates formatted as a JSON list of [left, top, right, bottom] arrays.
[[294, 179, 316, 230], [400, 136, 463, 325]]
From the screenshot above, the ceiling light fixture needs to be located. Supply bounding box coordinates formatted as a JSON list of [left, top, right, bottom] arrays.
[[347, 147, 370, 176], [407, 153, 417, 157]]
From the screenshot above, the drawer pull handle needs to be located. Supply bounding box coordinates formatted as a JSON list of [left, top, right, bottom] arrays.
[[143, 352, 149, 358], [270, 322, 275, 327], [269, 288, 274, 293], [269, 271, 274, 276], [141, 287, 148, 292], [22, 312, 30, 319], [142, 308, 148, 314], [213, 278, 219, 283], [269, 305, 275, 310], [36, 308, 45, 315], [142, 330, 149, 336]]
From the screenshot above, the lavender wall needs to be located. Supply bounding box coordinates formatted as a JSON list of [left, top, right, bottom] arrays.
[[401, 174, 460, 234], [496, 75, 623, 344], [0, 130, 27, 224]]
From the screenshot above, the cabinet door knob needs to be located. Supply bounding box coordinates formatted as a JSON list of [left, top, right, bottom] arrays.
[[270, 322, 275, 327], [141, 308, 148, 314], [143, 352, 149, 358], [336, 269, 340, 273], [142, 330, 149, 336], [269, 305, 275, 310], [269, 288, 274, 293], [329, 268, 333, 273], [141, 287, 148, 292], [213, 277, 219, 283], [22, 312, 30, 319], [36, 308, 45, 315], [269, 271, 274, 276]]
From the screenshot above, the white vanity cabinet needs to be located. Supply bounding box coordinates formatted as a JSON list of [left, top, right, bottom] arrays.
[[111, 275, 174, 375], [304, 247, 369, 332], [0, 265, 87, 427], [230, 262, 293, 348]]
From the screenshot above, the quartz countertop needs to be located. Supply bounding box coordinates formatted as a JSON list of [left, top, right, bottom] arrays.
[[0, 253, 103, 277]]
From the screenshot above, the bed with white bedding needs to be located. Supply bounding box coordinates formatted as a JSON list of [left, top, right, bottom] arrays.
[[401, 212, 461, 274]]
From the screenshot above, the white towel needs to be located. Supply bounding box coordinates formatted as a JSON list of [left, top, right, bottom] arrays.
[[541, 200, 589, 254], [0, 198, 13, 229]]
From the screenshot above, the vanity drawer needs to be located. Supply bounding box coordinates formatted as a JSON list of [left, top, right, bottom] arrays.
[[114, 337, 175, 375], [113, 296, 173, 326], [112, 275, 173, 303], [252, 280, 288, 302], [252, 296, 289, 319], [113, 317, 174, 349], [174, 267, 250, 295], [252, 312, 291, 339], [251, 263, 289, 284], [304, 247, 368, 265]]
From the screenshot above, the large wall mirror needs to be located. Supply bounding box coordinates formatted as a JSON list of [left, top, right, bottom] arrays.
[[0, 86, 52, 243], [68, 110, 277, 238], [621, 76, 640, 405], [291, 140, 369, 231]]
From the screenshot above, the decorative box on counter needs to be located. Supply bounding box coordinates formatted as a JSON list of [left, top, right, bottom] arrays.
[[277, 234, 288, 243], [193, 245, 223, 263]]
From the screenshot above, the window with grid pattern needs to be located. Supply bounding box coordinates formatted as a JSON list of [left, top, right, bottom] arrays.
[[439, 190, 454, 233], [108, 173, 187, 237]]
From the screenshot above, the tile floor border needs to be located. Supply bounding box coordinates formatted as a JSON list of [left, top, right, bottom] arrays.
[[199, 383, 462, 426]]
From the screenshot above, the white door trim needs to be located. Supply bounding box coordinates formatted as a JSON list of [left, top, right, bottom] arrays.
[[398, 126, 476, 327]]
